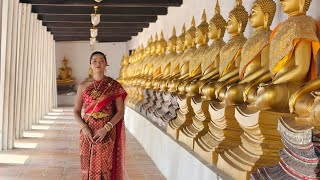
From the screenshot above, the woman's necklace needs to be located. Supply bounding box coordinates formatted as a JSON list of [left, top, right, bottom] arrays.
[[91, 77, 105, 99]]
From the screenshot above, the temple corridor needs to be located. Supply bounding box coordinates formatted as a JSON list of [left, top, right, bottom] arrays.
[[0, 107, 165, 180]]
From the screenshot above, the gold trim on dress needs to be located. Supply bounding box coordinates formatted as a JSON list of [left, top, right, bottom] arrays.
[[86, 112, 111, 120]]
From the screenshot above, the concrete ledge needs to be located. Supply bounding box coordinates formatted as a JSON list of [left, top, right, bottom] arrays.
[[124, 106, 229, 180]]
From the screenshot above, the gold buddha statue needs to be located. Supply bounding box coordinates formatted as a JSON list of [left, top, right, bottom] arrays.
[[168, 24, 187, 92], [224, 0, 276, 106], [145, 34, 159, 89], [139, 38, 153, 89], [159, 27, 178, 92], [118, 54, 129, 81], [186, 3, 227, 97], [57, 57, 75, 85], [201, 0, 248, 101], [247, 0, 319, 111], [152, 31, 168, 90], [183, 10, 210, 97], [169, 17, 197, 94]]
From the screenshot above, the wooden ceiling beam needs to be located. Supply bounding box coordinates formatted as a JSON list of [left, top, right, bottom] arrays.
[[48, 27, 142, 33], [43, 22, 149, 28], [51, 31, 138, 36], [20, 0, 182, 7], [54, 36, 131, 42], [32, 6, 167, 16], [39, 15, 158, 23]]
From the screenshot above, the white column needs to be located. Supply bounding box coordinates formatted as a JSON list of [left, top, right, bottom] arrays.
[[48, 35, 53, 111], [29, 13, 37, 126], [14, 3, 22, 139], [0, 0, 9, 150], [46, 31, 50, 114], [0, 0, 18, 150], [21, 4, 31, 131], [40, 26, 45, 118], [34, 20, 41, 124], [8, 0, 19, 148], [53, 40, 57, 108]]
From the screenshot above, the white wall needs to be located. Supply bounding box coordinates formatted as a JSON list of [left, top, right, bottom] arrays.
[[55, 41, 128, 106], [55, 41, 128, 87], [127, 0, 320, 49]]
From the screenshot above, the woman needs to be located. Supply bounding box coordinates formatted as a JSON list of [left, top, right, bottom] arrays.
[[74, 51, 127, 180]]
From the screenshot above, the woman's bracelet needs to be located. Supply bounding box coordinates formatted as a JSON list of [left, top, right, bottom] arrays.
[[104, 124, 111, 132], [107, 122, 114, 129], [80, 124, 87, 130]]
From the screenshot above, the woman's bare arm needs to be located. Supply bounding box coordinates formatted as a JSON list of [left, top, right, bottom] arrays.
[[108, 96, 125, 126], [74, 83, 86, 127]]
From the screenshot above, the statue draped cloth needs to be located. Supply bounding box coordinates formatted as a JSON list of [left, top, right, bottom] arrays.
[[270, 15, 320, 80], [80, 77, 127, 180]]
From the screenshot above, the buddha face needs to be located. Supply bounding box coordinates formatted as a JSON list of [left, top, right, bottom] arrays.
[[167, 41, 175, 52], [250, 4, 265, 28], [227, 15, 240, 35], [156, 43, 161, 54], [184, 33, 194, 48], [280, 0, 300, 14], [149, 44, 154, 54], [195, 29, 206, 45], [176, 38, 184, 51], [145, 46, 150, 56], [62, 60, 68, 67], [208, 22, 219, 39]]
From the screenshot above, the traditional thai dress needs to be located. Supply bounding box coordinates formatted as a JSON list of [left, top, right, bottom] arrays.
[[80, 77, 127, 180]]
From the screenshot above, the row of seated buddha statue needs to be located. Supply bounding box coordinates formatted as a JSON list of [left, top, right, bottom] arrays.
[[118, 0, 320, 179]]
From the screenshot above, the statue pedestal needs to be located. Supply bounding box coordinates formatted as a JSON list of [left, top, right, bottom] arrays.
[[217, 108, 295, 179], [195, 104, 242, 165], [167, 95, 194, 140], [252, 117, 320, 179], [179, 97, 210, 150], [178, 130, 194, 149], [57, 84, 75, 95]]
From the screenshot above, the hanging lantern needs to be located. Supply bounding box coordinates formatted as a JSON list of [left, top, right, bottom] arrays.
[[90, 28, 98, 38], [91, 6, 100, 26]]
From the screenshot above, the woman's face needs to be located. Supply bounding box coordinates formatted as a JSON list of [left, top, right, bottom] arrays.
[[90, 54, 107, 73]]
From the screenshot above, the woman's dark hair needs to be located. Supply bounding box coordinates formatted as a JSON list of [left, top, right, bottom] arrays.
[[90, 51, 107, 64]]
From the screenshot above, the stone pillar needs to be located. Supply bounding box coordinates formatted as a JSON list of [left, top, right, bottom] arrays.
[[0, 0, 9, 150], [53, 40, 58, 108], [0, 0, 19, 150], [15, 3, 27, 139], [21, 4, 31, 131], [34, 20, 41, 124], [29, 13, 37, 127]]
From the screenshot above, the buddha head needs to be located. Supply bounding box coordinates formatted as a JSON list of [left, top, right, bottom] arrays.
[[195, 10, 209, 45], [150, 34, 158, 55], [167, 27, 177, 52], [121, 54, 129, 66], [135, 45, 142, 62], [62, 57, 68, 68], [176, 24, 187, 52], [280, 0, 311, 15], [249, 0, 276, 29], [143, 38, 152, 58], [156, 31, 167, 55], [227, 0, 248, 36], [185, 17, 196, 48], [209, 0, 227, 40], [128, 50, 135, 64]]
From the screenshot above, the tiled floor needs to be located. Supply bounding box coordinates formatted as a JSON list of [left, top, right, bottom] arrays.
[[0, 107, 165, 180]]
